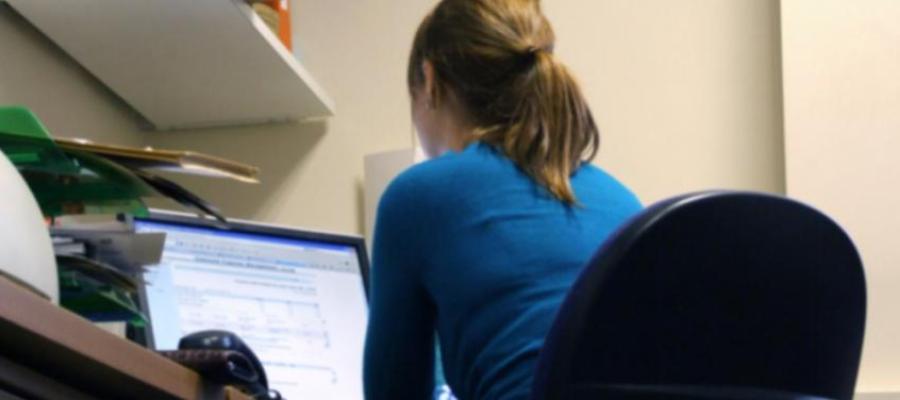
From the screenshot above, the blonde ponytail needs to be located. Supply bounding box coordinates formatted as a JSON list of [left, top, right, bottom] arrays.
[[409, 0, 599, 204]]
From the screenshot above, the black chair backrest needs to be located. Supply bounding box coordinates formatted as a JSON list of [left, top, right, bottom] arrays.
[[531, 192, 866, 400]]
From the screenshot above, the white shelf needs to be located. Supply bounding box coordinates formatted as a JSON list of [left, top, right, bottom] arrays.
[[7, 0, 335, 130]]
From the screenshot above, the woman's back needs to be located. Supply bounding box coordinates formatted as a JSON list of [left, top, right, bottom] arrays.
[[365, 1, 639, 398], [365, 143, 640, 399]]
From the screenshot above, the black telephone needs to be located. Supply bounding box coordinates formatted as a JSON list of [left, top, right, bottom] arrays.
[[178, 330, 283, 400]]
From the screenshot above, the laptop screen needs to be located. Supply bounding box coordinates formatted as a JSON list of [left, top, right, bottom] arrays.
[[135, 212, 369, 400]]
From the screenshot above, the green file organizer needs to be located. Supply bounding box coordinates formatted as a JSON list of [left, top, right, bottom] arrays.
[[0, 106, 153, 217]]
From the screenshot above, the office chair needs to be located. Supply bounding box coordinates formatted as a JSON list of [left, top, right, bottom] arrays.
[[531, 191, 866, 400]]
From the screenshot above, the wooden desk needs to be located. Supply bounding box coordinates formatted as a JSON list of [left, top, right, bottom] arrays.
[[0, 276, 251, 399]]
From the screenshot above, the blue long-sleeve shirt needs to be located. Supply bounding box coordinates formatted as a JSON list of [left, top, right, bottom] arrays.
[[364, 142, 641, 400]]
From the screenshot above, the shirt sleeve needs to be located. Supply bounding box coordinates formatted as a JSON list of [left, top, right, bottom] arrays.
[[363, 174, 436, 400]]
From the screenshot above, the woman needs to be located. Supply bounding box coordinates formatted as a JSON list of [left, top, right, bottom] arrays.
[[364, 1, 641, 399]]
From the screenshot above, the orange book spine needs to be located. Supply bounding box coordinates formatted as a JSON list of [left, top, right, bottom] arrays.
[[267, 0, 291, 50]]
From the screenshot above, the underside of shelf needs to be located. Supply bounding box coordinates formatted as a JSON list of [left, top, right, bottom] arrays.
[[7, 0, 335, 130]]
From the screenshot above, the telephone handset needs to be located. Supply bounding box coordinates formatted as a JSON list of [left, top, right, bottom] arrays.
[[178, 330, 283, 400]]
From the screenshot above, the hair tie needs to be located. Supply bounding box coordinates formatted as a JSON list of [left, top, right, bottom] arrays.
[[523, 46, 542, 65]]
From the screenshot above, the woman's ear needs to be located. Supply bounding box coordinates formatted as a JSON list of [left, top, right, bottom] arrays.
[[422, 60, 438, 108]]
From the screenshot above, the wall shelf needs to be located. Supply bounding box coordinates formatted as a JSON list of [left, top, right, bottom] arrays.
[[7, 0, 335, 130]]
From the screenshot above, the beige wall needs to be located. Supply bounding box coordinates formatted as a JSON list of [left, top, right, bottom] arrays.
[[0, 4, 144, 147], [179, 0, 787, 231], [544, 0, 785, 203], [0, 0, 431, 235], [143, 1, 433, 234], [782, 0, 900, 391], [0, 0, 785, 233]]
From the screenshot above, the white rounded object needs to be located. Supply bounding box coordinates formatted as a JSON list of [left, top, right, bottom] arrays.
[[0, 153, 58, 303]]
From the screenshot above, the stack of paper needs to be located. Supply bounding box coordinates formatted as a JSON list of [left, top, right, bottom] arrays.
[[54, 138, 259, 183], [51, 217, 166, 329], [55, 138, 260, 224], [0, 107, 260, 222]]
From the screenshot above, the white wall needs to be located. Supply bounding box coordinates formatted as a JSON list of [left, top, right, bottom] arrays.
[[545, 0, 785, 203], [0, 4, 144, 146], [142, 0, 433, 234], [781, 0, 900, 392], [155, 0, 788, 233], [0, 0, 786, 234], [0, 0, 431, 235]]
